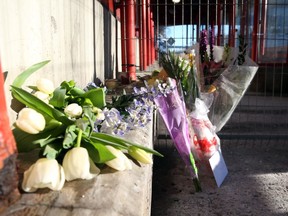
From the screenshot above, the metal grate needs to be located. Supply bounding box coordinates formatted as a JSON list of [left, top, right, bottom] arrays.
[[143, 0, 288, 139]]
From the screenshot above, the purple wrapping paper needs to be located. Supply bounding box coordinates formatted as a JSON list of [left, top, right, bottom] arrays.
[[154, 81, 198, 179]]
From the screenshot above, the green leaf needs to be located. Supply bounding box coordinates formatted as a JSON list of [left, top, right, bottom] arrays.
[[63, 125, 77, 149], [83, 88, 106, 108], [75, 118, 90, 132], [43, 142, 63, 159], [11, 86, 73, 126], [12, 60, 50, 88], [69, 87, 85, 96], [81, 141, 116, 163], [49, 86, 67, 108], [82, 106, 96, 131], [91, 132, 163, 157], [13, 124, 66, 152], [61, 80, 76, 90]]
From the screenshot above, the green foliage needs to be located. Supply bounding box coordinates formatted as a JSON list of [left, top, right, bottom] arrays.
[[159, 51, 200, 109], [11, 60, 162, 165], [12, 60, 50, 88], [237, 34, 247, 65]]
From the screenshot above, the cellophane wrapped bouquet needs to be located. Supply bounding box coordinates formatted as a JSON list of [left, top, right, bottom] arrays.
[[195, 30, 259, 132]]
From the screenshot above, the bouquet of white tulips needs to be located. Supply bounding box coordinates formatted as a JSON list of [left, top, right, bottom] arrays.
[[11, 60, 162, 192]]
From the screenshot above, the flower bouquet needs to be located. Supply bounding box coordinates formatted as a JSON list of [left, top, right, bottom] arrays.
[[10, 60, 162, 192], [195, 31, 259, 132], [152, 52, 202, 191]]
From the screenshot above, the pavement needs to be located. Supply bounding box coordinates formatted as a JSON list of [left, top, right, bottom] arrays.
[[151, 94, 288, 216], [151, 138, 288, 216]]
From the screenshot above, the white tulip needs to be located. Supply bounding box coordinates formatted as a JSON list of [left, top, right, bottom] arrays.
[[33, 91, 50, 104], [92, 107, 105, 121], [36, 78, 55, 94], [128, 146, 153, 164], [22, 158, 65, 192], [16, 108, 46, 134], [105, 145, 132, 171], [62, 147, 100, 181], [64, 103, 83, 118]]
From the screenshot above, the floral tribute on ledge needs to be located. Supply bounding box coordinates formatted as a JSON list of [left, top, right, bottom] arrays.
[[10, 61, 162, 192], [10, 32, 258, 193]]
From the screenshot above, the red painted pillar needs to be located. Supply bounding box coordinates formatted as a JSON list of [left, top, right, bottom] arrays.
[[0, 61, 20, 212], [146, 0, 151, 66], [125, 0, 137, 81], [120, 0, 126, 73], [140, 0, 147, 71], [151, 15, 155, 63]]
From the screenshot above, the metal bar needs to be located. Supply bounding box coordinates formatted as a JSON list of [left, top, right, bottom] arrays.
[[223, 0, 226, 45], [120, 0, 126, 73], [151, 13, 156, 63], [147, 0, 151, 66], [229, 0, 236, 46], [217, 0, 221, 45], [125, 0, 137, 80], [260, 0, 267, 56], [141, 0, 147, 70], [251, 0, 259, 61]]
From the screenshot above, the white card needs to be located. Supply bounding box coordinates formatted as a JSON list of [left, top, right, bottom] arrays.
[[209, 150, 228, 187]]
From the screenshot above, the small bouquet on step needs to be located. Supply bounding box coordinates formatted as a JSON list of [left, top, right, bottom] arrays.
[[149, 52, 202, 191], [158, 50, 220, 165], [149, 76, 201, 192]]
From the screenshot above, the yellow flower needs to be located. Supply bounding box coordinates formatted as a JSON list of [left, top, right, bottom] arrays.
[[128, 146, 153, 164], [62, 147, 100, 181], [36, 78, 55, 94], [15, 108, 46, 134], [105, 145, 132, 171], [22, 158, 65, 192]]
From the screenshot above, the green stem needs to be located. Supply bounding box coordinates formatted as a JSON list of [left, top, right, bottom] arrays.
[[76, 129, 83, 147]]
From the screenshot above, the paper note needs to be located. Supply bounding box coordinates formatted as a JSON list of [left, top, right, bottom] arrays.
[[209, 150, 228, 187]]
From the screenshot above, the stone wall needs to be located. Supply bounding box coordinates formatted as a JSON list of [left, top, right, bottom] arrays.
[[0, 0, 121, 123]]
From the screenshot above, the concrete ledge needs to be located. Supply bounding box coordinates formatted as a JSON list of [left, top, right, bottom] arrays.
[[4, 121, 154, 216]]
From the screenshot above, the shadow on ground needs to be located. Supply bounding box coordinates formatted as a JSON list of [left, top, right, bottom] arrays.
[[151, 139, 288, 216]]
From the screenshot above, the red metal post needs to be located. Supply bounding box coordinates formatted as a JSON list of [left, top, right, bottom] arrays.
[[125, 0, 137, 81], [0, 61, 20, 212], [0, 63, 17, 170], [120, 0, 126, 73], [146, 0, 151, 66], [151, 18, 155, 63], [140, 0, 147, 71], [252, 0, 259, 61]]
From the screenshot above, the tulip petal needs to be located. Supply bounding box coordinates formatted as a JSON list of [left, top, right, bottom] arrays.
[[36, 78, 55, 94], [16, 108, 46, 134], [105, 145, 132, 171], [22, 158, 65, 192], [128, 146, 153, 164], [62, 147, 100, 181]]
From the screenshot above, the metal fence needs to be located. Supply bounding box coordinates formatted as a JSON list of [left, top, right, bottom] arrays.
[[144, 0, 288, 139]]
